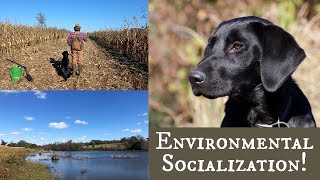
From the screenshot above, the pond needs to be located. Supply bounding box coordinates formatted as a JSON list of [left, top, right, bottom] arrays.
[[26, 151, 148, 180]]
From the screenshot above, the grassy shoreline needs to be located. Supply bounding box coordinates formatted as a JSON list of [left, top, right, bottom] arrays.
[[0, 146, 53, 179]]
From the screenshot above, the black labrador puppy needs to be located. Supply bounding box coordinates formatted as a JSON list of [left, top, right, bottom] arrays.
[[189, 16, 316, 128], [61, 51, 71, 80]]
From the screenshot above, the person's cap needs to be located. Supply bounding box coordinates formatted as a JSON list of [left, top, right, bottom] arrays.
[[75, 24, 81, 28]]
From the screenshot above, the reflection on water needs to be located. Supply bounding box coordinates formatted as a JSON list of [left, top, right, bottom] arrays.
[[26, 151, 148, 180]]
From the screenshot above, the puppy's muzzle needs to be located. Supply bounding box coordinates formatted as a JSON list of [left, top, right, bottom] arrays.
[[189, 70, 206, 84]]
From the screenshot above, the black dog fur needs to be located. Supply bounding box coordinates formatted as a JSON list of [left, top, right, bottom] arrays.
[[49, 51, 71, 81], [189, 16, 316, 127], [61, 51, 71, 80]]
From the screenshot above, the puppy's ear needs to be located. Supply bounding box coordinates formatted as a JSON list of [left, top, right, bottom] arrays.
[[250, 22, 306, 92]]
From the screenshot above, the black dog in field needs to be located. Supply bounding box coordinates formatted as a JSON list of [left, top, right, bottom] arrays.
[[49, 51, 71, 81], [189, 16, 316, 128], [61, 51, 71, 80]]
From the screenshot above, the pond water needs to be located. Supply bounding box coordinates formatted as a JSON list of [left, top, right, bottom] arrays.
[[26, 151, 148, 180]]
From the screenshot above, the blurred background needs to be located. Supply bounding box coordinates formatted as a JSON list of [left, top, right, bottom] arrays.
[[149, 0, 320, 127]]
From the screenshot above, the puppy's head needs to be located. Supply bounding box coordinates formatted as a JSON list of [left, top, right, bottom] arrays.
[[189, 16, 305, 99], [62, 51, 69, 58]]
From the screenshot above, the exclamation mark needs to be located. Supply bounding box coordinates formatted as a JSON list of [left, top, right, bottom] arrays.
[[301, 152, 306, 171]]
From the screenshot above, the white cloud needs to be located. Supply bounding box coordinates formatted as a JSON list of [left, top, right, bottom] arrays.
[[122, 128, 143, 133], [78, 136, 86, 140], [138, 112, 148, 116], [48, 122, 69, 129], [33, 90, 47, 99], [0, 90, 47, 99], [0, 134, 5, 136], [40, 137, 46, 141], [24, 116, 35, 121], [130, 129, 142, 133], [39, 132, 46, 135], [74, 120, 88, 125], [65, 117, 71, 119], [137, 120, 148, 125], [0, 90, 27, 94], [10, 132, 21, 135], [22, 128, 33, 131]]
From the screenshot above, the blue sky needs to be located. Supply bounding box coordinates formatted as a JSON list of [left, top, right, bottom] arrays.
[[0, 90, 148, 145], [0, 0, 148, 32]]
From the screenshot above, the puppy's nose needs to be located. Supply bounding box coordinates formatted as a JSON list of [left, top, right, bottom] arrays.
[[189, 71, 205, 84]]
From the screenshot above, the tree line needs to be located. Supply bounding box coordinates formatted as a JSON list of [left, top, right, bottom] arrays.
[[1, 135, 148, 151]]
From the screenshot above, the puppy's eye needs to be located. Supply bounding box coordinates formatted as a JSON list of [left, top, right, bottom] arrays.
[[229, 42, 244, 52]]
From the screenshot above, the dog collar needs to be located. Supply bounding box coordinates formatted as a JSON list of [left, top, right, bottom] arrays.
[[255, 96, 292, 128], [256, 118, 290, 128]]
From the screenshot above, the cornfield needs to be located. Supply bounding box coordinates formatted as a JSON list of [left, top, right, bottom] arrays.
[[89, 27, 148, 72], [0, 22, 69, 57], [0, 20, 148, 90]]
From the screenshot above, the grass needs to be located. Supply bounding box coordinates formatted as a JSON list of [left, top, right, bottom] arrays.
[[0, 146, 53, 179]]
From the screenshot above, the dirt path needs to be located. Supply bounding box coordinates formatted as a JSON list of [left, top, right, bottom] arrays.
[[0, 38, 147, 90]]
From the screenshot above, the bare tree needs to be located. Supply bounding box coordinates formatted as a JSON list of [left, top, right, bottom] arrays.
[[140, 7, 148, 28], [36, 13, 46, 27]]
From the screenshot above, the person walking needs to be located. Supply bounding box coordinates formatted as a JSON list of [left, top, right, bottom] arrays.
[[67, 24, 87, 76]]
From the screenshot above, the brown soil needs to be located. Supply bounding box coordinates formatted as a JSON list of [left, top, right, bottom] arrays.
[[0, 38, 147, 90]]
